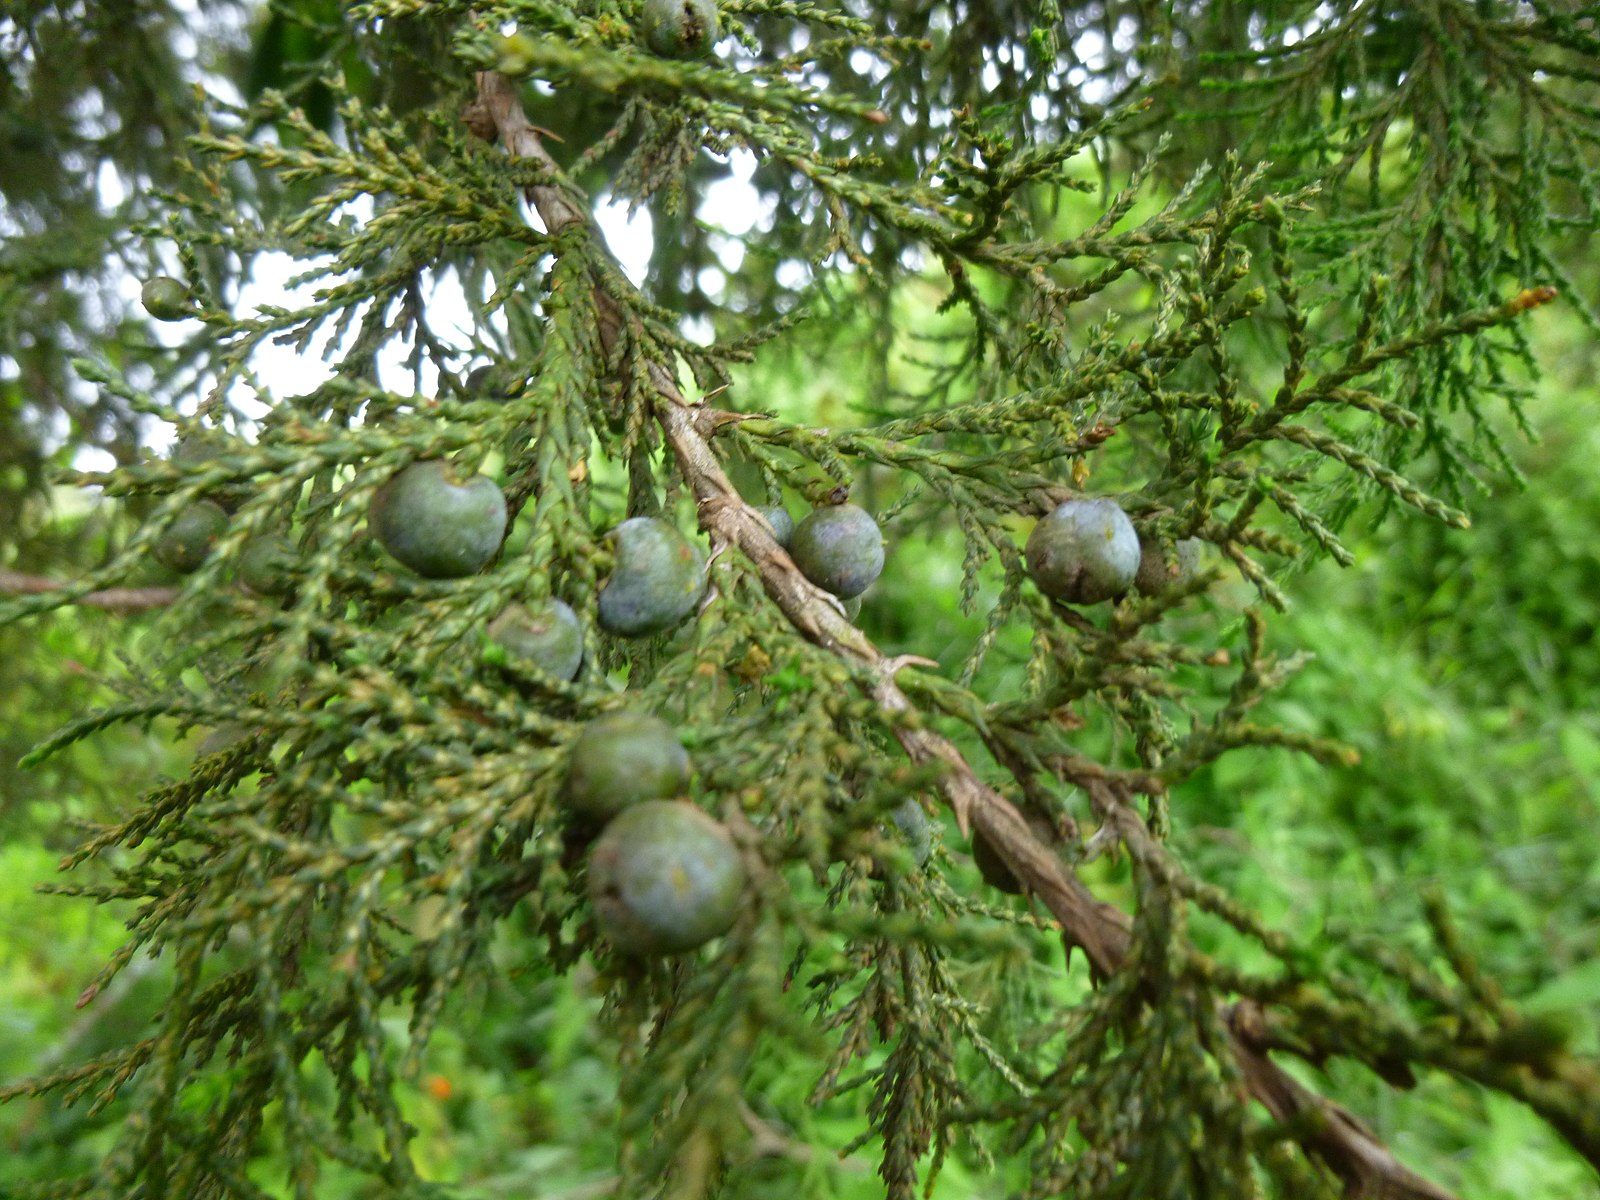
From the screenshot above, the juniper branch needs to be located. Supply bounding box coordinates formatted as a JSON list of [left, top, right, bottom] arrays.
[[474, 67, 1464, 1200]]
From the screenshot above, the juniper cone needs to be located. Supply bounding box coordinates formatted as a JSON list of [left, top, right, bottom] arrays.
[[238, 534, 299, 597], [152, 500, 228, 574], [2, 2, 1597, 1198], [368, 459, 508, 579], [756, 504, 794, 549], [1135, 534, 1204, 595], [464, 362, 523, 401], [789, 503, 885, 599], [587, 800, 745, 955], [171, 434, 252, 512], [564, 710, 691, 821], [488, 599, 584, 681], [889, 798, 933, 868], [595, 516, 707, 636], [970, 827, 1023, 895], [1025, 498, 1141, 604], [140, 275, 192, 321], [641, 0, 719, 58]]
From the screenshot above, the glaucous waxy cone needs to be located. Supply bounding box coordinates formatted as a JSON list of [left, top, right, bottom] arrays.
[[369, 460, 507, 579], [1025, 498, 1140, 604], [596, 516, 707, 636], [489, 599, 584, 681], [790, 503, 884, 600], [588, 800, 745, 955], [564, 711, 690, 822]]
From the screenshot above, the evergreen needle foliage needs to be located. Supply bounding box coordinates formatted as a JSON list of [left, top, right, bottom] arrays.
[[2, 2, 1598, 1198]]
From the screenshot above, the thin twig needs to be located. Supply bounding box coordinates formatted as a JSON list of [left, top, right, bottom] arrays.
[[0, 569, 179, 612]]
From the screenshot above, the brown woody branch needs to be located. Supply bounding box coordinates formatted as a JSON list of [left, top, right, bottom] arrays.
[[474, 68, 1457, 1200], [0, 569, 178, 612]]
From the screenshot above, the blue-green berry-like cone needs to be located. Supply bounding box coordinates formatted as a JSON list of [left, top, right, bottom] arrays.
[[588, 800, 745, 956], [1025, 499, 1139, 605], [790, 503, 884, 599], [489, 599, 584, 682], [890, 798, 933, 868], [1134, 535, 1204, 596], [641, 0, 718, 58], [153, 500, 229, 574], [369, 460, 507, 579], [596, 516, 707, 637], [565, 711, 691, 822], [239, 534, 299, 597], [756, 505, 794, 549]]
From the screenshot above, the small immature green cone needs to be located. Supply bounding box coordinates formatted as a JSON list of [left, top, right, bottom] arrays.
[[171, 434, 252, 513], [464, 363, 521, 402], [369, 460, 508, 579], [489, 599, 584, 682], [587, 800, 745, 956], [1025, 498, 1140, 604], [153, 500, 229, 574], [641, 0, 719, 58], [239, 534, 299, 597], [141, 275, 193, 321], [565, 711, 691, 822]]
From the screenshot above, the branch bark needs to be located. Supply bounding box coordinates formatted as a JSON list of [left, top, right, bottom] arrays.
[[0, 569, 178, 612], [474, 68, 1458, 1200]]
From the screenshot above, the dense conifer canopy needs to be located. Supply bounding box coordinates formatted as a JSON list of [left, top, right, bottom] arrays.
[[2, 2, 1598, 1197]]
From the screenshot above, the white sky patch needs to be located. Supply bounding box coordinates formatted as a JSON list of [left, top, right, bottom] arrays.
[[710, 233, 745, 275], [95, 160, 127, 209], [701, 149, 764, 237], [774, 259, 810, 291], [697, 266, 725, 296], [680, 315, 715, 345], [126, 184, 667, 462], [594, 198, 655, 285], [849, 47, 891, 84], [1075, 29, 1107, 72]]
